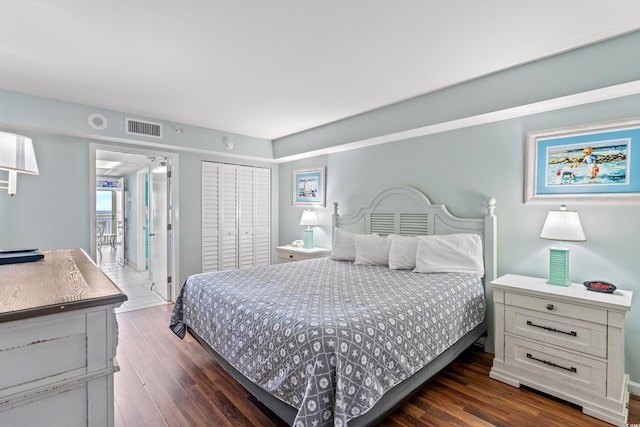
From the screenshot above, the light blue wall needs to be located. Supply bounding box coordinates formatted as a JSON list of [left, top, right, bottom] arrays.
[[276, 32, 640, 383], [0, 132, 90, 250], [0, 90, 274, 159], [0, 91, 278, 286]]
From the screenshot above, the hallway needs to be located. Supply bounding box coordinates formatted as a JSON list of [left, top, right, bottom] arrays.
[[97, 249, 169, 313]]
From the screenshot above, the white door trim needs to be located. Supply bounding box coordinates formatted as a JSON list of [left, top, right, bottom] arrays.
[[90, 143, 180, 302], [136, 168, 148, 272]]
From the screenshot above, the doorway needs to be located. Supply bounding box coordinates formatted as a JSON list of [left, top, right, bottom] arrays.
[[148, 158, 170, 300], [90, 144, 178, 303], [96, 182, 124, 266]]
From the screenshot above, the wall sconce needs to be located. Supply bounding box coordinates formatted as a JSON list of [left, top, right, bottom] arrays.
[[299, 209, 318, 249], [540, 205, 586, 286], [0, 131, 39, 196]]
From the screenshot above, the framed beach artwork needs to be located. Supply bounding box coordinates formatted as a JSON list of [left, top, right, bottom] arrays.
[[293, 167, 325, 206], [524, 117, 640, 203]]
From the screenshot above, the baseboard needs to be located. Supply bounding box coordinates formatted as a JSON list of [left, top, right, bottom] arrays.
[[125, 259, 138, 270]]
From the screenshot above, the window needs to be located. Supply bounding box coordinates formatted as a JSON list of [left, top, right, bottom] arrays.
[[96, 190, 113, 213]]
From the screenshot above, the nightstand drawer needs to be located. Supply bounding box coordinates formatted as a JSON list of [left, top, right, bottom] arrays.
[[276, 246, 331, 264], [505, 306, 606, 357], [505, 335, 606, 396], [279, 252, 308, 262], [504, 292, 607, 324]]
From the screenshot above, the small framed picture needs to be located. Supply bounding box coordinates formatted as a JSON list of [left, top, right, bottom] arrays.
[[293, 167, 325, 206], [524, 116, 640, 203]]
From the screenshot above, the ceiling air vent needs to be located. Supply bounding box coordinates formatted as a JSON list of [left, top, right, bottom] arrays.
[[125, 117, 163, 139]]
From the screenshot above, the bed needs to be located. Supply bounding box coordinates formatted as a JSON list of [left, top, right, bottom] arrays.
[[170, 186, 497, 426]]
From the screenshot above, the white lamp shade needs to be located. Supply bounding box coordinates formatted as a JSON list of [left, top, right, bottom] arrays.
[[540, 207, 586, 242], [0, 131, 39, 175], [300, 209, 318, 226]]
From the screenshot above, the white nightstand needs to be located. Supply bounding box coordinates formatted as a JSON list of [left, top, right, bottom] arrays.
[[489, 274, 633, 426], [276, 246, 331, 264]]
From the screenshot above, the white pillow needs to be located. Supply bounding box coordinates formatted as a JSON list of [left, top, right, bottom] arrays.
[[413, 233, 484, 276], [388, 234, 420, 270], [353, 234, 391, 265], [330, 228, 358, 261]]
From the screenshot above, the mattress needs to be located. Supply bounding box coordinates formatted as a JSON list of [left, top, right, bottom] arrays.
[[170, 258, 485, 426]]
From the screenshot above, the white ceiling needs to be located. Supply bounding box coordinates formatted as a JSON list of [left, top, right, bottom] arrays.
[[2, 1, 640, 140], [95, 150, 155, 177]]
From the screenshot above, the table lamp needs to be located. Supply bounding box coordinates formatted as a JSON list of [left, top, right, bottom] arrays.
[[539, 205, 586, 286], [0, 131, 39, 196], [299, 209, 318, 249]]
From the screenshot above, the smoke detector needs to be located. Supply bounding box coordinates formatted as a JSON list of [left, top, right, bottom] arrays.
[[223, 136, 234, 149]]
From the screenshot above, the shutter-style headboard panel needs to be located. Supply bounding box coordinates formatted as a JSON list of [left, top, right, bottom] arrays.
[[368, 212, 430, 236], [369, 213, 395, 235], [332, 185, 497, 283]]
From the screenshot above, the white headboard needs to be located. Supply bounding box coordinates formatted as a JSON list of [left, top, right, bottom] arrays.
[[332, 186, 497, 283]]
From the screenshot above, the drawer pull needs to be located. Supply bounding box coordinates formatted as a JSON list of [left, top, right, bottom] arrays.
[[526, 320, 577, 337], [289, 255, 293, 258], [526, 353, 577, 373], [546, 304, 554, 310]]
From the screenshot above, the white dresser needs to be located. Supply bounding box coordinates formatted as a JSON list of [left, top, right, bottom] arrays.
[[489, 274, 632, 426], [0, 249, 127, 427]]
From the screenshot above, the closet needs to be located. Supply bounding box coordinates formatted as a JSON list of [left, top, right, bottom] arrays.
[[202, 161, 271, 272]]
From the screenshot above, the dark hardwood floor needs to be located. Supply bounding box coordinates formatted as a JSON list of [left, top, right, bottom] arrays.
[[114, 304, 640, 426]]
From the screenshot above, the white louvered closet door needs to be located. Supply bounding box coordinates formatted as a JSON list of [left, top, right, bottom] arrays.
[[202, 162, 271, 272], [238, 166, 272, 269], [201, 162, 220, 272], [253, 167, 271, 266], [220, 164, 238, 270], [238, 166, 255, 269]]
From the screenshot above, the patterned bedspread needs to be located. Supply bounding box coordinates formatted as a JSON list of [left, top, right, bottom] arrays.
[[170, 258, 485, 427]]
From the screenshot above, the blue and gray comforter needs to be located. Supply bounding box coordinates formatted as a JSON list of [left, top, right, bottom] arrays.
[[170, 258, 485, 427]]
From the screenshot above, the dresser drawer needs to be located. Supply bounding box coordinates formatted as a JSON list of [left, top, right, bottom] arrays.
[[505, 335, 606, 396], [504, 292, 607, 324], [505, 305, 606, 357], [0, 314, 88, 393]]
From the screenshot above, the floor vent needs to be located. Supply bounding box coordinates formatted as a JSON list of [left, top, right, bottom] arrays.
[[126, 118, 163, 138]]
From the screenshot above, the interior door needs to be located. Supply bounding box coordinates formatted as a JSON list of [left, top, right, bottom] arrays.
[[135, 169, 149, 271], [115, 177, 125, 266], [149, 160, 170, 300]]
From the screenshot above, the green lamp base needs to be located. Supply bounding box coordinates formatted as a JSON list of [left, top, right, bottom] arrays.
[[547, 247, 571, 286], [303, 228, 314, 249]]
